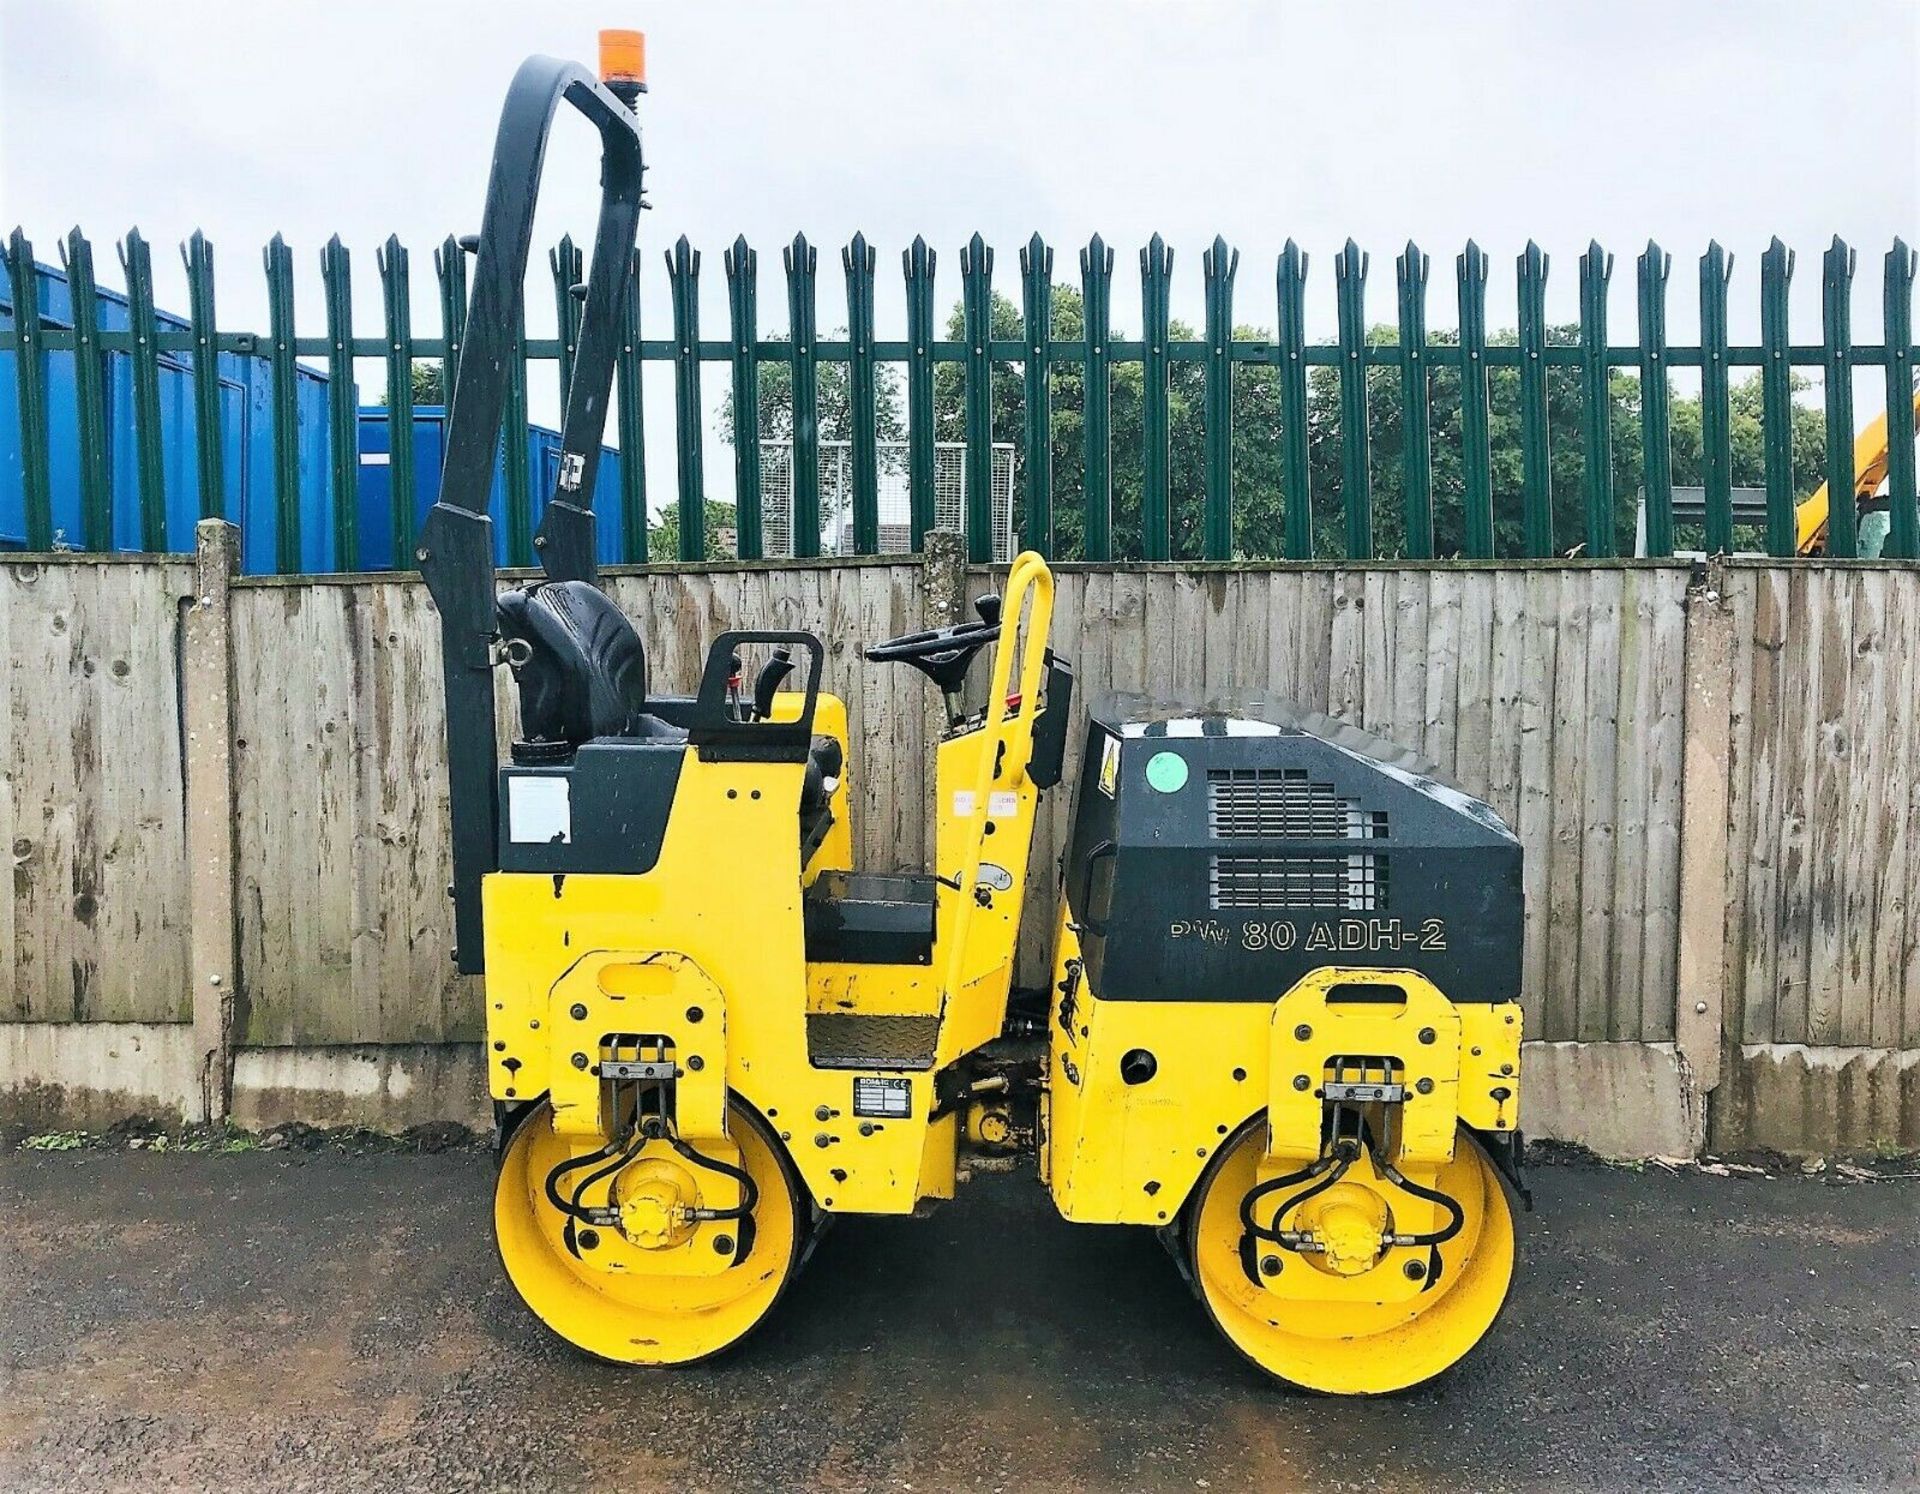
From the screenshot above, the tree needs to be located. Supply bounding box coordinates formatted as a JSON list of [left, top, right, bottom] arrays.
[[974, 306, 1830, 560], [929, 287, 1241, 561], [719, 332, 907, 447], [378, 360, 445, 407], [1667, 373, 1826, 548], [722, 290, 1833, 561], [716, 330, 908, 546], [648, 500, 736, 560], [1290, 326, 1828, 559]]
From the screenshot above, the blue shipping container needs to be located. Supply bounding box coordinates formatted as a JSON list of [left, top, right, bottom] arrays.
[[4, 259, 627, 573], [1, 257, 335, 572], [356, 407, 624, 571]]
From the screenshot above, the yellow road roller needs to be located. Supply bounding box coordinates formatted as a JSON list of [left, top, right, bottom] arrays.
[[417, 40, 1527, 1394]]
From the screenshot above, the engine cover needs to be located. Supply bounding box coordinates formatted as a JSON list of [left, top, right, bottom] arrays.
[[1062, 694, 1522, 1004]]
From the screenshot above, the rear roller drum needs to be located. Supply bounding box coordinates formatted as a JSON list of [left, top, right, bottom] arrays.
[[495, 1096, 807, 1365], [1186, 1118, 1515, 1395]]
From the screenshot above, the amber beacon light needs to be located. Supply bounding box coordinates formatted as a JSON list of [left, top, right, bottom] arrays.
[[599, 28, 647, 102]]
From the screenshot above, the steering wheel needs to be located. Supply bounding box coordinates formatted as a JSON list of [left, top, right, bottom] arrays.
[[865, 595, 1002, 693]]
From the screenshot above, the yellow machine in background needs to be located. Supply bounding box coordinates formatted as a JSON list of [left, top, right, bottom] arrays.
[[1794, 387, 1920, 555], [418, 37, 1529, 1394]]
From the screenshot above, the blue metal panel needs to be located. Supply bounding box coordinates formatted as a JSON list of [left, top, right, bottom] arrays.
[[0, 284, 23, 548], [1, 257, 334, 570], [357, 404, 622, 570]]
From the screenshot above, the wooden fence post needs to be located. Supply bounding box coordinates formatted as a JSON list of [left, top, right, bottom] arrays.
[[1675, 557, 1733, 1150], [184, 519, 241, 1124]]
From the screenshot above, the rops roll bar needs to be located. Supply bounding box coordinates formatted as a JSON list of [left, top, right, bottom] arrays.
[[419, 54, 644, 975]]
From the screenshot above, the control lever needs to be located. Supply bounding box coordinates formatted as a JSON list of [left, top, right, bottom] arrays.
[[752, 647, 796, 720]]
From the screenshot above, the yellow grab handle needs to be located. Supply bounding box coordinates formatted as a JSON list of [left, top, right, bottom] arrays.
[[941, 551, 1055, 1002]]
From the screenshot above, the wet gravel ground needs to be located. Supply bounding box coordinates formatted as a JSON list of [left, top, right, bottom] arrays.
[[1, 1145, 1915, 1492]]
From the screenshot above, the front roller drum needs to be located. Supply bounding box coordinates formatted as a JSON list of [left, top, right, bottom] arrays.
[[495, 1097, 808, 1365], [1186, 1118, 1515, 1394]]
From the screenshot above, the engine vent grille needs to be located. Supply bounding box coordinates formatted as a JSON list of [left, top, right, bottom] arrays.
[[1209, 853, 1388, 911], [1207, 768, 1388, 840]]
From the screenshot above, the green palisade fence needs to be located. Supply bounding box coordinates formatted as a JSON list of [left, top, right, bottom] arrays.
[[4, 227, 1920, 567]]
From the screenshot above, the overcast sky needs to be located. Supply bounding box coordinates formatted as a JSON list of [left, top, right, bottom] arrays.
[[4, 0, 1917, 506]]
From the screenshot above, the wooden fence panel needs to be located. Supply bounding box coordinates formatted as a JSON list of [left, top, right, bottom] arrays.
[[0, 558, 192, 1023], [1726, 564, 1920, 1048], [8, 551, 1914, 1070], [10, 547, 1917, 1144], [986, 563, 1691, 1045], [232, 578, 462, 1046]]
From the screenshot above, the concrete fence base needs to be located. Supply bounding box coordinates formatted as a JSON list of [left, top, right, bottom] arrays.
[[6, 1030, 1900, 1163]]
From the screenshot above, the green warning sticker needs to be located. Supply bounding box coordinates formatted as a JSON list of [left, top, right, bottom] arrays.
[[1144, 750, 1189, 794]]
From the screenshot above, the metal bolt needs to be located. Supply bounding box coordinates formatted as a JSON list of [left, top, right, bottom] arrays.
[[713, 1235, 734, 1255], [1404, 1259, 1426, 1280], [686, 1006, 704, 1024], [1500, 1062, 1515, 1076], [1418, 1026, 1436, 1045], [1292, 1074, 1311, 1092], [815, 1105, 832, 1121], [570, 1052, 588, 1070], [209, 974, 223, 987], [1416, 1077, 1435, 1095], [1259, 1254, 1283, 1278], [1293, 1023, 1313, 1041], [1695, 1001, 1709, 1014], [687, 1055, 704, 1071], [569, 1002, 588, 1021], [814, 1133, 830, 1148]]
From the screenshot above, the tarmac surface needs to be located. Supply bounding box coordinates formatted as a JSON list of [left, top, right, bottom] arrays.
[[1, 1139, 1915, 1493]]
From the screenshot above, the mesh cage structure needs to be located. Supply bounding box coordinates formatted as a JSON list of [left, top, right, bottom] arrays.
[[757, 440, 1015, 560]]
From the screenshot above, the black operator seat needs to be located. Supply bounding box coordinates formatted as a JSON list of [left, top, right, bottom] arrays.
[[495, 583, 846, 849], [496, 581, 684, 747]]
